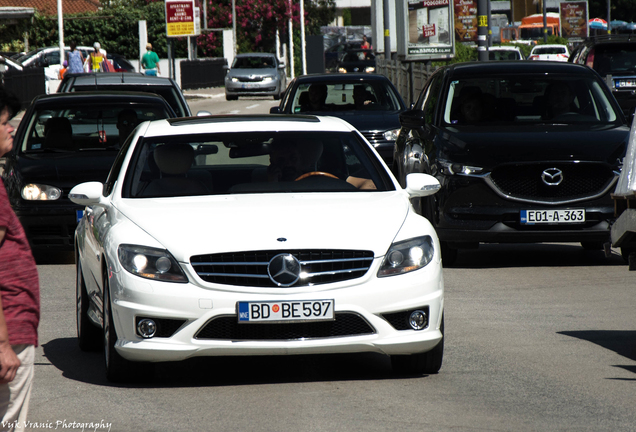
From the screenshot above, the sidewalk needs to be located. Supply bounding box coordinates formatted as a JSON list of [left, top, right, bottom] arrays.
[[182, 87, 226, 100]]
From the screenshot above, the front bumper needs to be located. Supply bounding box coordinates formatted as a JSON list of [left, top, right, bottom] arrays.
[[107, 257, 444, 363], [225, 80, 281, 97], [435, 177, 615, 245], [15, 206, 81, 251]]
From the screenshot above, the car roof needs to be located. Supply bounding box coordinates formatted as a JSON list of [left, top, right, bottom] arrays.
[[236, 53, 276, 58], [292, 73, 393, 83], [445, 61, 592, 76], [489, 46, 521, 51], [142, 115, 356, 137], [30, 91, 175, 106], [60, 72, 176, 86]]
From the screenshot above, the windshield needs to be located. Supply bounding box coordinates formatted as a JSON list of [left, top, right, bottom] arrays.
[[69, 86, 187, 117], [122, 131, 393, 198], [290, 81, 403, 113], [232, 56, 276, 69], [19, 103, 173, 154], [442, 75, 620, 126], [488, 50, 521, 60]]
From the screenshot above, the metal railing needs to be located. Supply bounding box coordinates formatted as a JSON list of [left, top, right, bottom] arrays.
[[375, 57, 437, 107]]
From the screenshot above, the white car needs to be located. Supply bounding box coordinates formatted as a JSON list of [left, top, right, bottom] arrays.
[[70, 115, 445, 382], [488, 45, 525, 61], [528, 44, 570, 62]]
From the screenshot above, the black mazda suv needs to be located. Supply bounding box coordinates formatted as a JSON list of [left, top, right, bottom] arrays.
[[394, 61, 630, 265]]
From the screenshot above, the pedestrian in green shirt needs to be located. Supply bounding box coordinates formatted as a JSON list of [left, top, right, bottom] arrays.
[[141, 43, 161, 76]]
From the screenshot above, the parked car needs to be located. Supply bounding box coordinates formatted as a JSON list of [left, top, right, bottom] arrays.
[[569, 35, 636, 119], [69, 114, 444, 382], [488, 45, 525, 60], [57, 72, 193, 117], [15, 46, 134, 79], [394, 61, 630, 265], [0, 92, 177, 253], [334, 49, 376, 73], [270, 73, 406, 164], [224, 53, 287, 101], [0, 54, 23, 84], [528, 44, 570, 61]]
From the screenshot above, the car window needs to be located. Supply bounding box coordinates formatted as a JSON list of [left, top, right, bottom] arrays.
[[122, 131, 394, 198], [233, 57, 276, 68], [441, 75, 619, 126], [69, 86, 188, 117], [19, 103, 173, 154], [489, 50, 521, 60], [532, 46, 567, 55], [591, 44, 636, 75], [290, 81, 402, 112]]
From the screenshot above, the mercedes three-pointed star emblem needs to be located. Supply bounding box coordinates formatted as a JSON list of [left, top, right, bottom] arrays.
[[267, 253, 301, 287]]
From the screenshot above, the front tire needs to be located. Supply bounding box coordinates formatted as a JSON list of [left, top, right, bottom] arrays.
[[76, 258, 101, 351], [225, 94, 238, 101], [391, 316, 444, 375]]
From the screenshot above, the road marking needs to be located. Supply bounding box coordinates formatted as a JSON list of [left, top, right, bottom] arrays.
[[246, 104, 260, 110]]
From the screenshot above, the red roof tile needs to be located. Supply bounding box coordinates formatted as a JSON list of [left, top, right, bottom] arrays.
[[0, 0, 100, 15]]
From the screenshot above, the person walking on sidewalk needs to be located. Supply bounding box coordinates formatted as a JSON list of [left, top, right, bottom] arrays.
[[141, 43, 161, 76], [66, 42, 84, 74], [0, 88, 40, 432]]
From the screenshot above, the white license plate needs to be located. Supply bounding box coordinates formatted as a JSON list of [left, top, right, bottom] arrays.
[[237, 300, 335, 323], [618, 79, 636, 88], [520, 209, 585, 224]]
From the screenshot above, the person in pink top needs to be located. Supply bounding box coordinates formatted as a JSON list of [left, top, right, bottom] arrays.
[[0, 88, 40, 432]]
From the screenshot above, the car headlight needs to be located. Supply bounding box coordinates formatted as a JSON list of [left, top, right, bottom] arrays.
[[365, 66, 376, 73], [22, 183, 61, 200], [378, 236, 434, 277], [383, 129, 400, 141], [439, 160, 485, 176], [231, 77, 239, 83], [338, 67, 347, 73], [263, 76, 274, 83], [118, 244, 188, 283]]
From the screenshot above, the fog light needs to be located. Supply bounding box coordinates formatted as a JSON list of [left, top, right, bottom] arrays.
[[409, 310, 428, 330], [137, 319, 157, 338]]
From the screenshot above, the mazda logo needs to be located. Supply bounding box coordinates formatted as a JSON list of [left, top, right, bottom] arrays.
[[541, 168, 563, 186], [268, 253, 301, 287]]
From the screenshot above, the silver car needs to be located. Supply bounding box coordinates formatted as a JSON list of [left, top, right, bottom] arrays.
[[224, 53, 287, 101]]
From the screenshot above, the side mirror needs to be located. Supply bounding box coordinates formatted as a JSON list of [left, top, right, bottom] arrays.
[[196, 110, 212, 116], [405, 173, 440, 198], [270, 106, 281, 114], [69, 182, 107, 206]]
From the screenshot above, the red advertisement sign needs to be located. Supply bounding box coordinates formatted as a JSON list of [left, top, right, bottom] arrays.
[[560, 1, 588, 39], [422, 24, 437, 38], [166, 0, 195, 37], [454, 0, 477, 42]]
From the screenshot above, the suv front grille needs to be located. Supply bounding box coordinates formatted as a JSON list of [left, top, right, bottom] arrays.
[[361, 131, 385, 143], [195, 313, 375, 340], [190, 249, 374, 287], [488, 162, 617, 204]]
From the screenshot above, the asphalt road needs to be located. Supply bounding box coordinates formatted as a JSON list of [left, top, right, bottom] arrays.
[[20, 93, 636, 431]]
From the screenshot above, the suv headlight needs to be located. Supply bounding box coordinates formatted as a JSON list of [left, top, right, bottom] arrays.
[[439, 160, 485, 176], [22, 183, 61, 200], [378, 236, 434, 277], [118, 244, 188, 283], [263, 76, 274, 83]]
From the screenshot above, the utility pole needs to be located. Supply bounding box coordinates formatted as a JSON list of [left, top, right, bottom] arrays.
[[477, 0, 488, 61], [543, 0, 548, 43], [383, 0, 391, 60]]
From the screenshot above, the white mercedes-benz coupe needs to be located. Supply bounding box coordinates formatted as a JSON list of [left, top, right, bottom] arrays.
[[70, 114, 444, 382]]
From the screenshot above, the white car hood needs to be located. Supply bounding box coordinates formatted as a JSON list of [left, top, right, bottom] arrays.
[[115, 192, 409, 261]]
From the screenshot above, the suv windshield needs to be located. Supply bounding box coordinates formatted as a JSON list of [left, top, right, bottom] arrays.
[[443, 75, 619, 125]]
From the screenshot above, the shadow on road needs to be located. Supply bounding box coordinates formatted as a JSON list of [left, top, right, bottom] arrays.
[[559, 330, 636, 380], [42, 337, 422, 388], [449, 243, 627, 269]]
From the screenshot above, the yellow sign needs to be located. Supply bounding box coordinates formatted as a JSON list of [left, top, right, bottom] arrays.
[[478, 15, 487, 27], [167, 22, 195, 37]]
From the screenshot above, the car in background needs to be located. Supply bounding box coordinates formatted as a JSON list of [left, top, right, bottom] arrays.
[[270, 73, 407, 164], [488, 45, 525, 60], [69, 114, 444, 382], [0, 92, 177, 253], [528, 44, 570, 61], [0, 54, 23, 83], [569, 35, 636, 119], [324, 41, 364, 72], [57, 72, 193, 117], [224, 53, 287, 101], [334, 49, 376, 73], [394, 61, 630, 265]]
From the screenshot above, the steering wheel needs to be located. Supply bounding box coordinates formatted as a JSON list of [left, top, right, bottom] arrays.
[[295, 171, 339, 181]]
